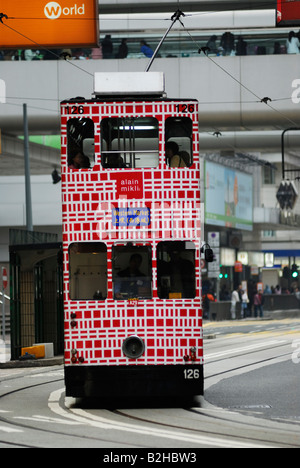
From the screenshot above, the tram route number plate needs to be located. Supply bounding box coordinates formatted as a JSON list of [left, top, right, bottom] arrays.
[[183, 369, 200, 379]]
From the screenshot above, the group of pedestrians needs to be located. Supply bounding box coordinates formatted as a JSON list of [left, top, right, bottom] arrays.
[[101, 35, 153, 59], [0, 37, 154, 62], [2, 30, 299, 61], [230, 284, 264, 320], [205, 30, 300, 56]]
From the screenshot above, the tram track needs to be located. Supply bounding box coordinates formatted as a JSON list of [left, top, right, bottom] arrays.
[[0, 336, 299, 448], [110, 341, 300, 448], [204, 340, 292, 380], [112, 406, 299, 449], [0, 380, 142, 448]]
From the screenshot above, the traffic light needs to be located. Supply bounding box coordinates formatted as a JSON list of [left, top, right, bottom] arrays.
[[276, 181, 298, 210], [283, 266, 290, 279], [291, 264, 299, 279]]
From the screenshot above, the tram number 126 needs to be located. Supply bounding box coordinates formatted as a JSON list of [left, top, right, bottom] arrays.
[[183, 369, 200, 379], [66, 105, 84, 115], [175, 104, 195, 113]]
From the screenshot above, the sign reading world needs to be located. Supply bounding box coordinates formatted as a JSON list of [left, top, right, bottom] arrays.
[[277, 0, 300, 26], [0, 0, 99, 48]]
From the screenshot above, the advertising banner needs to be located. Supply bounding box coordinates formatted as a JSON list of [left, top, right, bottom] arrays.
[[205, 161, 253, 231], [0, 0, 99, 48], [277, 0, 300, 26]]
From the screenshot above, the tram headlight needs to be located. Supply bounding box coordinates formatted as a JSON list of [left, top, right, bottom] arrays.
[[122, 336, 145, 359]]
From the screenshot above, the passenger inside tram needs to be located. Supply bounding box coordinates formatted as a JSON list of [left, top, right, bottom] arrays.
[[67, 118, 95, 168], [165, 117, 193, 167], [165, 141, 190, 167], [113, 245, 152, 300], [102, 153, 126, 168], [68, 149, 90, 169]]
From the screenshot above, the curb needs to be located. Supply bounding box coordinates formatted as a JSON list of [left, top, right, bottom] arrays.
[[0, 356, 64, 369]]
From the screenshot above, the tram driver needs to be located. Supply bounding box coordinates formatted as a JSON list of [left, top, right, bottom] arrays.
[[114, 253, 151, 300]]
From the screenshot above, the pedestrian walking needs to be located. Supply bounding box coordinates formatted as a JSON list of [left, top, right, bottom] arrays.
[[231, 287, 240, 320], [241, 290, 249, 318], [254, 291, 264, 318]]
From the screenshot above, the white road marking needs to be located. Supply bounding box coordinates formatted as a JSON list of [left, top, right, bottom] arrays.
[[205, 340, 287, 360], [14, 415, 81, 426], [0, 426, 23, 434], [48, 388, 273, 448]]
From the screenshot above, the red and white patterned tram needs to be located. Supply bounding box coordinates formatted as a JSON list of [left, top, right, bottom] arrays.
[[61, 72, 204, 398]]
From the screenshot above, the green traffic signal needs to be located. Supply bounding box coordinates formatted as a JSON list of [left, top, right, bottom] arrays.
[[291, 264, 299, 278]]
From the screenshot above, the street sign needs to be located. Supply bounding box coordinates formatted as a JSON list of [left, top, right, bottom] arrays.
[[234, 261, 243, 273], [2, 267, 7, 289], [207, 232, 220, 279]]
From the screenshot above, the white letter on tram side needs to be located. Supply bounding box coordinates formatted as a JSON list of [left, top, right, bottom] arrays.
[[292, 339, 300, 364], [0, 79, 6, 103], [291, 79, 300, 104]]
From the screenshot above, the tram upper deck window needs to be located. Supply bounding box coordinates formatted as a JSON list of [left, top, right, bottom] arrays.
[[67, 118, 95, 169], [101, 117, 159, 169], [165, 117, 193, 168], [69, 243, 107, 300], [112, 243, 152, 300], [157, 241, 196, 299]]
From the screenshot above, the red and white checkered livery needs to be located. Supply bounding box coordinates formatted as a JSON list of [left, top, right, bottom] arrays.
[[61, 96, 203, 398]]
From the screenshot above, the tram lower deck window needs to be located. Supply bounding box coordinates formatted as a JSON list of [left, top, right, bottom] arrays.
[[69, 243, 107, 300], [101, 117, 159, 169], [157, 241, 196, 299], [112, 244, 152, 300]]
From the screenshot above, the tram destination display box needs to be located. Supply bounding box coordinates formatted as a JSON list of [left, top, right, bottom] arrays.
[[94, 72, 165, 97]]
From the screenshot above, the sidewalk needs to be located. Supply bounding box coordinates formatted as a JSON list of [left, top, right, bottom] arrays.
[[0, 338, 63, 369]]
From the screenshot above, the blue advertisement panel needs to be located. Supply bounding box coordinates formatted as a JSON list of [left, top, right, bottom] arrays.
[[205, 161, 253, 231], [112, 207, 151, 227]]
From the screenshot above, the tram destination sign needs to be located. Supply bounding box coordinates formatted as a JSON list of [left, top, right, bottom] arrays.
[[277, 0, 300, 26], [112, 207, 151, 227], [0, 0, 99, 48]]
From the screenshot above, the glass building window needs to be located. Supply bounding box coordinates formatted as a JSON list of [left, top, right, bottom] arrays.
[[263, 165, 275, 184], [112, 243, 152, 300], [69, 243, 107, 300], [157, 241, 196, 299], [101, 117, 159, 168]]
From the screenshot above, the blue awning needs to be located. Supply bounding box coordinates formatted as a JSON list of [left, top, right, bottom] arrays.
[[263, 250, 300, 257]]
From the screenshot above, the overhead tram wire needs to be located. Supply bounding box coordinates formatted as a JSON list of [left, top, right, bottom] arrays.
[[1, 8, 299, 127], [177, 17, 300, 130]]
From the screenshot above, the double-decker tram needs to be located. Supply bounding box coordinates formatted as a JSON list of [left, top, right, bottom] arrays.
[[61, 72, 207, 399]]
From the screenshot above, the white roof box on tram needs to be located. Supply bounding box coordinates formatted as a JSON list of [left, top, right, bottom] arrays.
[[94, 72, 165, 97]]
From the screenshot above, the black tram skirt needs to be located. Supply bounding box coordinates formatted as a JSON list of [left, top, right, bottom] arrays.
[[65, 364, 203, 398]]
